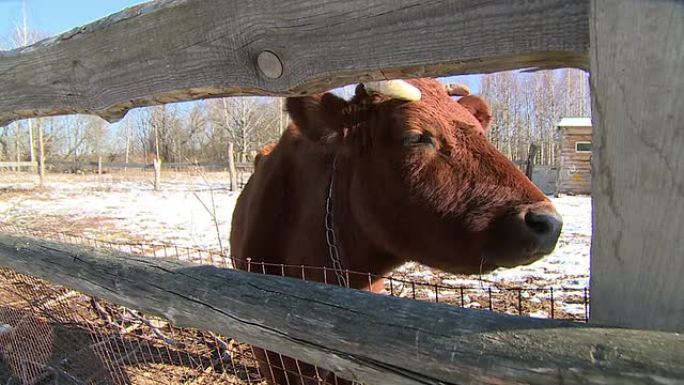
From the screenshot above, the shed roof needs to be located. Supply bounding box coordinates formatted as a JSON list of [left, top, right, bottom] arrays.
[[557, 117, 592, 127]]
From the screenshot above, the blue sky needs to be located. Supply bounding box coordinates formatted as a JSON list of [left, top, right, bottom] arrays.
[[0, 0, 480, 93], [0, 0, 146, 44]]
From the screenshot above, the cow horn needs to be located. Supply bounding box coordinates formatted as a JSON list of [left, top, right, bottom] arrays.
[[444, 83, 471, 97], [362, 80, 421, 101]]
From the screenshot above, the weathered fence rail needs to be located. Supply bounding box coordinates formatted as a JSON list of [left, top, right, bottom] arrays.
[[0, 0, 588, 125], [0, 233, 681, 385]]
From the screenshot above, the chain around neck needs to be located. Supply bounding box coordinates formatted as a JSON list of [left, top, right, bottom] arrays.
[[324, 154, 347, 287]]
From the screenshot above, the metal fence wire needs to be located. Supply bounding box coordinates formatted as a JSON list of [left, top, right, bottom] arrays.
[[0, 224, 590, 385]]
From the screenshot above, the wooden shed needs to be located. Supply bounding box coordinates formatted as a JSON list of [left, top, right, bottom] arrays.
[[557, 117, 592, 195]]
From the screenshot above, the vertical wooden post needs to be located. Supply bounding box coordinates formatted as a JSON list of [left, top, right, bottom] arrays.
[[27, 119, 35, 173], [97, 156, 102, 176], [153, 158, 162, 191], [228, 142, 238, 192], [14, 127, 20, 172], [525, 143, 538, 180], [589, 0, 684, 332], [37, 120, 45, 187]]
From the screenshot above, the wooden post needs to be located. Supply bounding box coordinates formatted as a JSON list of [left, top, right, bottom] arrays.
[[37, 120, 45, 187], [14, 126, 20, 172], [525, 143, 538, 180], [227, 142, 238, 191], [97, 156, 102, 176], [589, 1, 684, 332], [27, 119, 35, 172], [153, 158, 162, 191]]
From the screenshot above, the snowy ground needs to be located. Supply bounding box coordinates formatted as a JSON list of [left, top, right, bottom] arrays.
[[0, 172, 239, 250], [0, 171, 592, 318]]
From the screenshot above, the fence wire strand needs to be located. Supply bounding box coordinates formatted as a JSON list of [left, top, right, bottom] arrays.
[[0, 223, 589, 385]]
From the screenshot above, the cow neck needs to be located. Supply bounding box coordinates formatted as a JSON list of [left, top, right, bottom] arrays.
[[325, 153, 402, 291], [325, 154, 347, 287]]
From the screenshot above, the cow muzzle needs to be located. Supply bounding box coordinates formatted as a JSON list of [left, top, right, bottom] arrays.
[[487, 202, 563, 268], [523, 207, 563, 255]]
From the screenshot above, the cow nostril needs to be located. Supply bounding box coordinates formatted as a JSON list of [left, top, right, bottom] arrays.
[[524, 210, 563, 252], [526, 212, 551, 234]]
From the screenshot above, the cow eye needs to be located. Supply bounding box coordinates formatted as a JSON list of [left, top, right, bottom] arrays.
[[402, 131, 435, 147]]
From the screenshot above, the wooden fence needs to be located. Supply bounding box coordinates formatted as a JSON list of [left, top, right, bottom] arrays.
[[0, 233, 681, 385], [0, 0, 682, 383], [0, 0, 589, 126]]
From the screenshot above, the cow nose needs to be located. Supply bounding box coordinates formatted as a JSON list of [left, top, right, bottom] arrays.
[[524, 209, 563, 254]]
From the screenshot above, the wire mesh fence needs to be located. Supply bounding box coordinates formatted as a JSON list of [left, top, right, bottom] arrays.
[[0, 223, 589, 384]]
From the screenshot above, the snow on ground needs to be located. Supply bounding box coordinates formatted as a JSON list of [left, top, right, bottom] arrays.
[[0, 173, 237, 250], [0, 172, 591, 290]]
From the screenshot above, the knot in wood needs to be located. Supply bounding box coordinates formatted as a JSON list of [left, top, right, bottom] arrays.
[[257, 50, 283, 79]]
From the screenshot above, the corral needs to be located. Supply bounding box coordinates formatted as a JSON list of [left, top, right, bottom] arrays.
[[0, 1, 683, 385]]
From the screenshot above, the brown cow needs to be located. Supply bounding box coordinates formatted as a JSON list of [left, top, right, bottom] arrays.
[[230, 78, 562, 385]]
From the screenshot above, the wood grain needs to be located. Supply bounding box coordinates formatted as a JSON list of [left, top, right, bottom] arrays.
[[0, 0, 588, 126], [589, 0, 684, 332], [0, 233, 681, 385]]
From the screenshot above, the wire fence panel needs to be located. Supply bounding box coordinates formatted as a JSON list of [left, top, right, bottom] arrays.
[[0, 224, 589, 384]]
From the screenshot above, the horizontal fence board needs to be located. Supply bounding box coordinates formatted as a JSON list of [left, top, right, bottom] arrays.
[[0, 233, 681, 385], [0, 0, 588, 125]]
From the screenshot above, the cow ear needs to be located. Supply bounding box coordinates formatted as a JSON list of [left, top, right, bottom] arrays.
[[457, 95, 492, 131], [286, 93, 349, 146]]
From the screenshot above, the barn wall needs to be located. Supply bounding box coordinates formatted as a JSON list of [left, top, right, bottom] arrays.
[[558, 130, 591, 195]]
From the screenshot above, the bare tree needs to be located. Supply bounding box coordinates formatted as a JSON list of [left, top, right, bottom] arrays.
[[8, 5, 47, 173], [209, 97, 280, 162], [479, 69, 590, 166]]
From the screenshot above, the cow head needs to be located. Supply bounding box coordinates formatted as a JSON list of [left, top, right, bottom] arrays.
[[286, 78, 562, 274]]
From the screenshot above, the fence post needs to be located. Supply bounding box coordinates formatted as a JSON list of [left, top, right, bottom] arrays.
[[525, 143, 538, 180], [589, 0, 684, 332], [97, 156, 102, 178], [228, 142, 238, 191], [37, 123, 45, 187], [14, 134, 20, 172], [153, 158, 162, 191]]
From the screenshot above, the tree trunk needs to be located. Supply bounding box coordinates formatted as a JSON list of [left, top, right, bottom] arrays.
[[279, 97, 285, 135], [124, 120, 130, 173], [228, 142, 238, 191]]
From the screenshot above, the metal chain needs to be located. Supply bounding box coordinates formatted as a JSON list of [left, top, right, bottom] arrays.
[[325, 155, 348, 287]]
